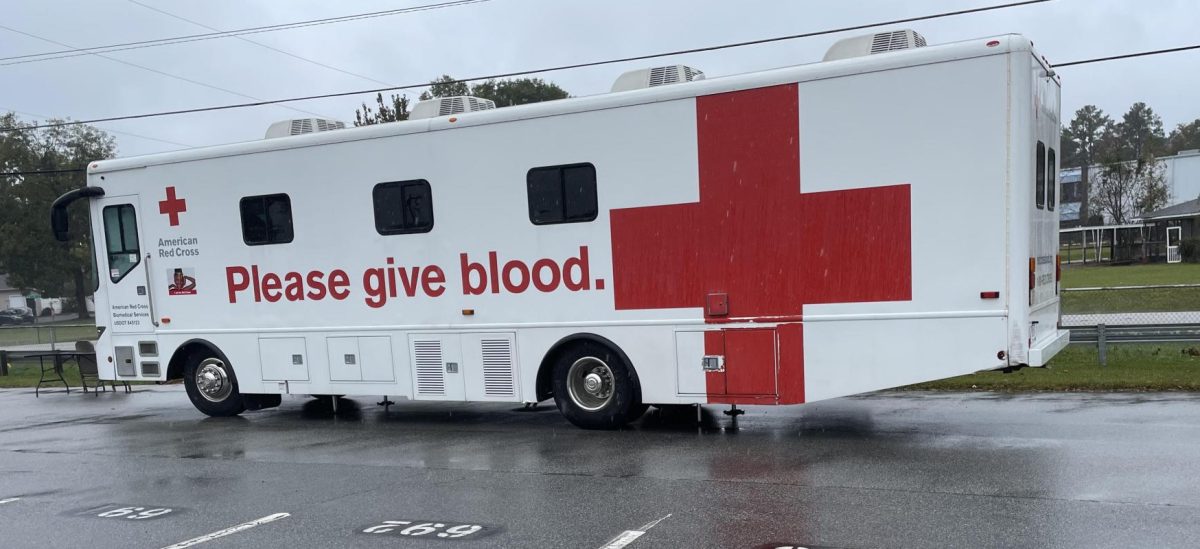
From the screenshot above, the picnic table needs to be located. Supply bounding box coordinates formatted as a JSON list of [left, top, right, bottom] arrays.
[[0, 343, 112, 397]]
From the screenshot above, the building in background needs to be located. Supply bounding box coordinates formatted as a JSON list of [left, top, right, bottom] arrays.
[[1060, 149, 1200, 227], [0, 274, 26, 310]]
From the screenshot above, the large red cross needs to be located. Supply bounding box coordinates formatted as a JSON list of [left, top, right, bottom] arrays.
[[158, 186, 187, 226], [608, 84, 912, 403]]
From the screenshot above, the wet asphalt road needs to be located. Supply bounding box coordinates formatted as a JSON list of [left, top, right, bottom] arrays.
[[1, 388, 1199, 549]]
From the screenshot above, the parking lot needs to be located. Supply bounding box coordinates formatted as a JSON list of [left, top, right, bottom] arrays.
[[2, 387, 1200, 548]]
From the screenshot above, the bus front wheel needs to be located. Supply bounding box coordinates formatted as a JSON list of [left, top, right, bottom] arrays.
[[183, 355, 246, 417], [551, 341, 646, 429]]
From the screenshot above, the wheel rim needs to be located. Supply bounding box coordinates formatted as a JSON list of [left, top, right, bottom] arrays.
[[566, 357, 615, 411], [195, 358, 233, 402]]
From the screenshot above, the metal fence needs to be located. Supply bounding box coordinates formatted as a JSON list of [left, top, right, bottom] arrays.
[[0, 324, 97, 351], [1061, 284, 1200, 326]]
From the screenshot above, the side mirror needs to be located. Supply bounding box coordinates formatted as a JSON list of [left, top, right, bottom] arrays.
[[49, 186, 105, 242], [51, 207, 70, 242]]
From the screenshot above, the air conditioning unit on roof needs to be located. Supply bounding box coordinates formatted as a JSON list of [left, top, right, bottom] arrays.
[[410, 96, 496, 120], [264, 118, 346, 139], [611, 65, 705, 93], [823, 30, 928, 62]]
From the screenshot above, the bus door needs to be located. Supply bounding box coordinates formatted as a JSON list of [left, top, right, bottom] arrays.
[[97, 195, 157, 341]]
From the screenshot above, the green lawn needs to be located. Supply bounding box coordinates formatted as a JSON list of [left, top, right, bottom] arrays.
[[1059, 244, 1111, 263], [0, 360, 82, 389], [907, 344, 1200, 391], [1062, 262, 1200, 288], [1062, 286, 1200, 314]]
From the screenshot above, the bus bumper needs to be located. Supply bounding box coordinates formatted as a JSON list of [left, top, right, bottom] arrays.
[[1027, 329, 1070, 367]]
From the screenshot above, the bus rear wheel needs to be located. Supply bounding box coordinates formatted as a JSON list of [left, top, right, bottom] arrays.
[[551, 341, 646, 429], [183, 354, 245, 417]]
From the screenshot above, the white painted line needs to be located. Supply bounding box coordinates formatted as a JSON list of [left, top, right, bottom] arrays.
[[0, 497, 20, 505], [596, 513, 671, 549], [160, 512, 290, 549]]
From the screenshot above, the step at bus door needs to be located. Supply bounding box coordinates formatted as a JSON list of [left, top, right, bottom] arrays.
[[704, 328, 777, 397]]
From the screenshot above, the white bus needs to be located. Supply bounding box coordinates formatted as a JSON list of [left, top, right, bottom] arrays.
[[51, 31, 1068, 429]]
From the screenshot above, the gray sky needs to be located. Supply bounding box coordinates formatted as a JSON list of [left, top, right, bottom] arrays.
[[2, 0, 1197, 157]]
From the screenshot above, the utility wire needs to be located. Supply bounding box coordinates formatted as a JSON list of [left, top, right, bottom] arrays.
[[1054, 43, 1200, 67], [0, 0, 1052, 133], [0, 168, 87, 177], [3, 106, 193, 148], [0, 24, 331, 120], [125, 0, 396, 87], [0, 0, 489, 66]]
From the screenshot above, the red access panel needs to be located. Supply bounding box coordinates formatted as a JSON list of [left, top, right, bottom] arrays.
[[705, 328, 777, 396]]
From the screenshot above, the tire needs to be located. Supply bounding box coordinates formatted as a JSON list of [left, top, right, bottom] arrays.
[[183, 353, 245, 417], [551, 340, 647, 429]]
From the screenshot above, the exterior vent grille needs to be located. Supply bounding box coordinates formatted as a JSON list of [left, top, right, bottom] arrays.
[[412, 339, 444, 395], [438, 97, 466, 116], [480, 338, 515, 397], [265, 118, 347, 139], [870, 31, 911, 54], [611, 65, 705, 92], [411, 95, 498, 120], [823, 29, 928, 61]]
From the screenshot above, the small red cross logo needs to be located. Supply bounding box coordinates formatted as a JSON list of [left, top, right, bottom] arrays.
[[158, 186, 187, 226]]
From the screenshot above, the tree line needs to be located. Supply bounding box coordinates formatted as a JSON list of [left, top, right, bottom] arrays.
[[1061, 103, 1200, 224]]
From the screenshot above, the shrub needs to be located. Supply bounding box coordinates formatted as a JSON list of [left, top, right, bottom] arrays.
[[1180, 238, 1200, 263]]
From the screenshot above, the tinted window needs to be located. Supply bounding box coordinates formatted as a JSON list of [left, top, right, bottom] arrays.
[[1035, 141, 1046, 209], [102, 204, 140, 283], [240, 194, 293, 245], [527, 163, 597, 225], [1047, 148, 1056, 211], [373, 180, 434, 235]]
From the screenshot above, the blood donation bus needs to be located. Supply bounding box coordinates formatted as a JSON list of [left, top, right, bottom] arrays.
[[51, 31, 1068, 428]]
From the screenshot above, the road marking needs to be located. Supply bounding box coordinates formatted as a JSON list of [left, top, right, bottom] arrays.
[[160, 512, 289, 549], [0, 497, 19, 505], [596, 514, 671, 549]]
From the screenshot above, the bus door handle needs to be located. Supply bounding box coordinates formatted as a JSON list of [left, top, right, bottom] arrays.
[[144, 253, 159, 328]]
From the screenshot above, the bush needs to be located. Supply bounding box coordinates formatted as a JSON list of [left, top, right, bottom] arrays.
[[1181, 238, 1200, 263]]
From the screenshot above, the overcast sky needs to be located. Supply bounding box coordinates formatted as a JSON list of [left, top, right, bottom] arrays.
[[2, 0, 1197, 157]]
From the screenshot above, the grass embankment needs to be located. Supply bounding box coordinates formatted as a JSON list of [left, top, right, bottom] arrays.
[[908, 344, 1200, 392], [1060, 263, 1200, 314]]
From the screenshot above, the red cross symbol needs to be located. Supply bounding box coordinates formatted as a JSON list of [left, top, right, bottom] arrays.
[[158, 186, 187, 226], [608, 84, 912, 403]]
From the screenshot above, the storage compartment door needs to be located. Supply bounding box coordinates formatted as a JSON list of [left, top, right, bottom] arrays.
[[358, 336, 395, 382], [260, 337, 309, 381], [462, 333, 518, 401], [408, 334, 464, 401], [327, 337, 361, 381], [724, 329, 777, 396]]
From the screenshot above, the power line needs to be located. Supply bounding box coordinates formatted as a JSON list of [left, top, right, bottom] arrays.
[[3, 107, 193, 148], [1054, 44, 1200, 67], [125, 0, 396, 87], [0, 168, 86, 177], [0, 23, 331, 120], [0, 0, 1053, 133], [0, 0, 489, 66]]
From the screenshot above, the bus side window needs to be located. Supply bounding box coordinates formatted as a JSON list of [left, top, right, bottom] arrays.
[[373, 180, 434, 235], [1035, 141, 1046, 210], [240, 194, 294, 245], [1047, 148, 1056, 212], [527, 163, 597, 225], [102, 204, 141, 283]]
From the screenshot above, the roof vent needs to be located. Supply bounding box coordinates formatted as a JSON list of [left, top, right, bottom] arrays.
[[823, 30, 927, 61], [611, 65, 705, 93], [264, 118, 346, 139], [410, 96, 496, 120]]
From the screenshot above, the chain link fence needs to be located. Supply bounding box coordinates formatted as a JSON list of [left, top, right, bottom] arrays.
[[1061, 284, 1200, 326], [0, 324, 98, 351]]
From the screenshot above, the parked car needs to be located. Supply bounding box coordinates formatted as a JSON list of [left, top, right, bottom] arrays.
[[0, 307, 35, 325]]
